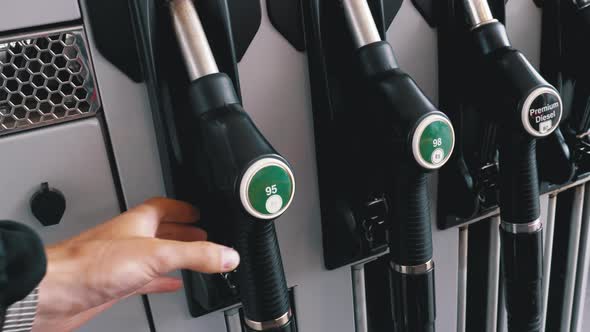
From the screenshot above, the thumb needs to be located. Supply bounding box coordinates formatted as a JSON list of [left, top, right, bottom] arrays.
[[149, 240, 240, 275]]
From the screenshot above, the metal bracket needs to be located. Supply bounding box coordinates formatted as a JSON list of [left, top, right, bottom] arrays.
[[267, 0, 305, 51], [411, 0, 437, 27], [227, 0, 262, 61], [381, 0, 405, 30]]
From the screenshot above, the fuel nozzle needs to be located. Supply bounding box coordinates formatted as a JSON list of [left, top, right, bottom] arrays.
[[464, 0, 562, 139], [462, 1, 563, 331], [169, 1, 295, 331], [342, 0, 455, 171], [342, 1, 456, 331]]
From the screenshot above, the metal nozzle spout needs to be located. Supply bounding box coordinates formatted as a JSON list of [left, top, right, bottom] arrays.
[[341, 0, 382, 48], [170, 0, 219, 81], [463, 0, 496, 28]]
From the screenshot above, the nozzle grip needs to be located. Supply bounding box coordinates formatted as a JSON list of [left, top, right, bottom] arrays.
[[390, 166, 433, 266], [235, 213, 292, 326], [498, 133, 540, 224]]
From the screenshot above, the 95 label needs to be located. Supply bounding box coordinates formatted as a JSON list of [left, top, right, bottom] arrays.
[[240, 159, 295, 220]]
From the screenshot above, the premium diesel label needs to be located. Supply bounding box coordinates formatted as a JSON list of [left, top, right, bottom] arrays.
[[413, 114, 455, 170], [240, 158, 295, 219], [522, 88, 562, 137]]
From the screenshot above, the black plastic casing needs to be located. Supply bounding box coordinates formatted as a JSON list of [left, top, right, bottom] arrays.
[[189, 73, 293, 327], [578, 4, 590, 27], [355, 41, 440, 331], [389, 268, 436, 332], [501, 229, 544, 332], [357, 41, 448, 171]]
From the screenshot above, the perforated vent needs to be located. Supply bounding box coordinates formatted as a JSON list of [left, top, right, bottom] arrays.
[[0, 26, 100, 135]]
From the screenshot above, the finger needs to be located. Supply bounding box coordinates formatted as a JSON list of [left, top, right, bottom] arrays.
[[150, 240, 240, 275], [140, 198, 200, 224], [79, 198, 201, 240], [156, 224, 208, 242], [135, 277, 183, 295]]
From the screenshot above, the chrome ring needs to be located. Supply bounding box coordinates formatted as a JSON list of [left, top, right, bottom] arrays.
[[244, 310, 292, 331], [471, 18, 499, 30], [391, 260, 434, 275], [501, 219, 543, 234]]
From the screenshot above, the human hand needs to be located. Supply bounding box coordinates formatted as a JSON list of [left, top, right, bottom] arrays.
[[32, 198, 240, 332]]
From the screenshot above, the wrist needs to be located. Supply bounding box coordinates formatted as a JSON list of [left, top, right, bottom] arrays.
[[2, 288, 39, 332], [32, 247, 84, 332]]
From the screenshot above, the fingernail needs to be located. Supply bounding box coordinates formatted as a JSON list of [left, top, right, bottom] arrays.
[[222, 247, 240, 270]]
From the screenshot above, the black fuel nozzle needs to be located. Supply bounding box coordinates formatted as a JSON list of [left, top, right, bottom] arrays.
[[169, 1, 295, 331], [342, 1, 456, 331], [462, 1, 563, 331]]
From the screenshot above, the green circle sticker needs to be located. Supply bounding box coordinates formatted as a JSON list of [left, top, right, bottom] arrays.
[[246, 165, 294, 217], [416, 120, 454, 168]]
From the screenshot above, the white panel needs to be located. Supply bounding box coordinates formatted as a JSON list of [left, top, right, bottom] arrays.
[[0, 0, 80, 32], [78, 0, 166, 209], [505, 0, 543, 68]]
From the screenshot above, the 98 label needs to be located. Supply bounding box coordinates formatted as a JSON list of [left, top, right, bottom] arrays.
[[413, 115, 455, 170]]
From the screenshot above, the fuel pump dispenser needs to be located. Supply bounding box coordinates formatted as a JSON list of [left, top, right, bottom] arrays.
[[468, 0, 562, 330], [437, 0, 563, 331], [166, 1, 296, 331], [341, 1, 454, 331]]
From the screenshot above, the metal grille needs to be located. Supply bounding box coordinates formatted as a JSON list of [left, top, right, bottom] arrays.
[[0, 26, 100, 135]]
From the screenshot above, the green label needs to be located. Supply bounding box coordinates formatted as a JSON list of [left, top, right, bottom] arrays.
[[419, 120, 453, 167], [247, 165, 294, 216]]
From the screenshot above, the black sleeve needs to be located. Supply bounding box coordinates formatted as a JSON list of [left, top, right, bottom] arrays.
[[0, 221, 47, 329]]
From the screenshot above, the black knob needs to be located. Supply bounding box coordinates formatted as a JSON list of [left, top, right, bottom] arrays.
[[30, 182, 66, 227]]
